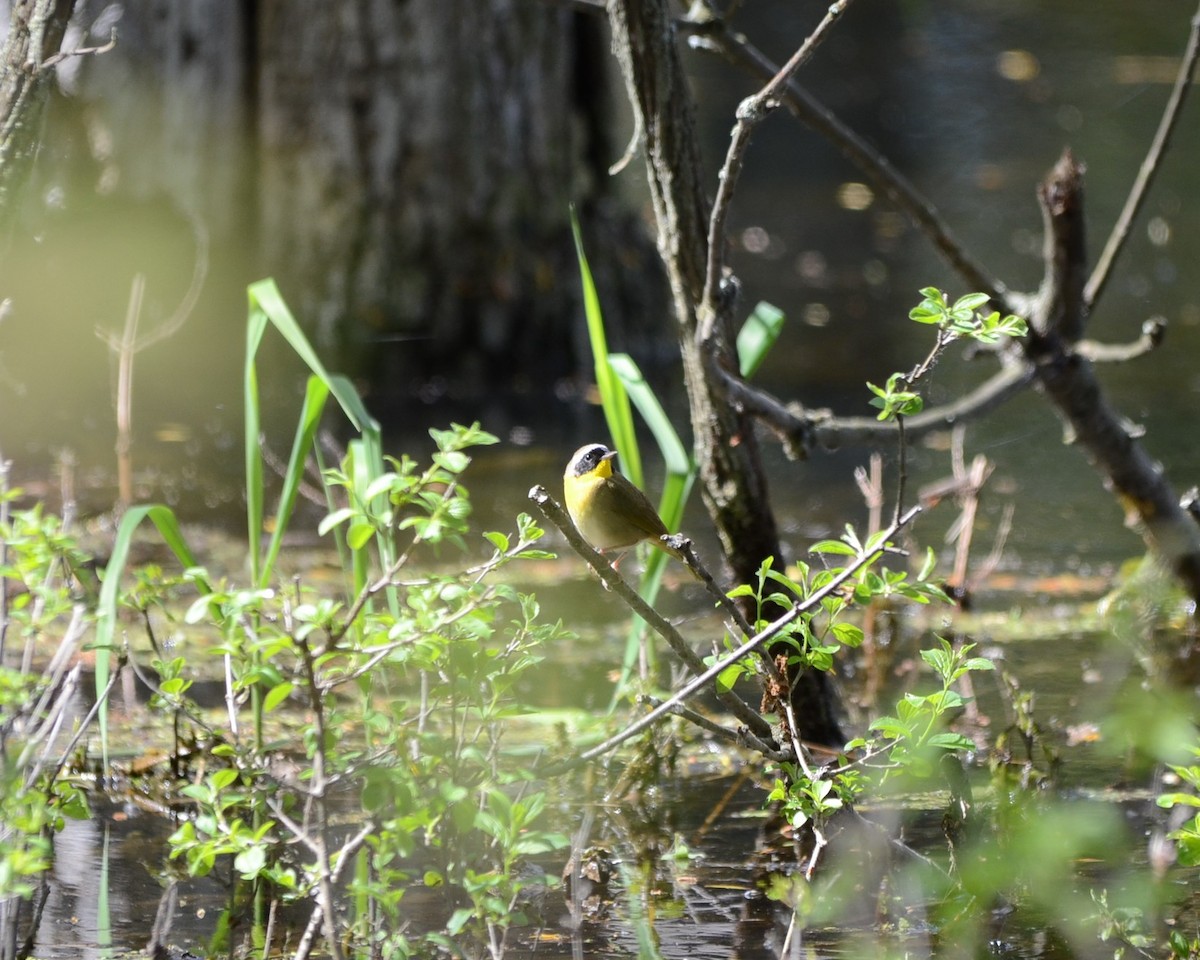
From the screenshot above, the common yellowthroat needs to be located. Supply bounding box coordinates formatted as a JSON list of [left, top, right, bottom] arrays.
[[563, 443, 685, 561]]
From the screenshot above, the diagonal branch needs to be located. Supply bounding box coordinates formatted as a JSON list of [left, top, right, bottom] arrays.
[[691, 24, 1018, 316], [699, 0, 854, 323], [1084, 3, 1200, 308], [535, 505, 920, 776], [528, 484, 779, 746]]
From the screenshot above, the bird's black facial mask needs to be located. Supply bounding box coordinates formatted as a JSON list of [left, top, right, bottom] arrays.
[[573, 444, 611, 477]]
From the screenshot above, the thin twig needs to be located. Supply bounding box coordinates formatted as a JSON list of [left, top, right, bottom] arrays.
[[699, 1, 854, 329], [781, 695, 815, 780], [974, 501, 1015, 587], [639, 694, 789, 762], [45, 662, 124, 784], [671, 535, 755, 636], [1085, 4, 1200, 307], [1075, 317, 1165, 362], [124, 640, 223, 741], [24, 606, 86, 739], [38, 28, 117, 69], [893, 416, 907, 526], [17, 665, 79, 780], [715, 358, 1034, 457], [692, 25, 1014, 314]]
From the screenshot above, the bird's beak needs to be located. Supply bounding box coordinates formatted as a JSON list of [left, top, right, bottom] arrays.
[[602, 450, 618, 462]]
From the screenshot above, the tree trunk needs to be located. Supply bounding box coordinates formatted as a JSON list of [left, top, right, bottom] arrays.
[[0, 0, 75, 233], [606, 0, 844, 746], [65, 0, 663, 393]]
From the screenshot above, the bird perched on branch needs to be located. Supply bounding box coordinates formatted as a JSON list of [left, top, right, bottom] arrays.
[[563, 443, 686, 563]]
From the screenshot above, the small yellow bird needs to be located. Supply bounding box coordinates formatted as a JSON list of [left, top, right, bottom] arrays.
[[563, 443, 685, 561]]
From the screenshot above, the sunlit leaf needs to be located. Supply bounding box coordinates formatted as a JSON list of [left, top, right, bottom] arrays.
[[234, 846, 267, 879], [737, 301, 785, 379], [809, 539, 857, 556], [263, 682, 294, 713]]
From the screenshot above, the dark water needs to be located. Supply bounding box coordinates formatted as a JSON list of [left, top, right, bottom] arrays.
[[4, 0, 1200, 956]]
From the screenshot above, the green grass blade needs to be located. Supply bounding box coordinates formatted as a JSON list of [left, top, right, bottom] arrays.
[[244, 305, 268, 586], [95, 504, 205, 769], [608, 353, 694, 529], [346, 439, 376, 597], [245, 280, 384, 587], [257, 375, 330, 589], [607, 353, 699, 700], [570, 208, 642, 488], [247, 280, 341, 414], [326, 372, 381, 443], [737, 301, 786, 379]]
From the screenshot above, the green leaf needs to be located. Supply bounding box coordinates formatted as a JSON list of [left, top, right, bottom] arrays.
[[263, 682, 294, 713], [831, 622, 864, 647], [347, 521, 375, 551], [434, 451, 470, 474], [234, 846, 267, 879], [364, 474, 398, 501], [570, 208, 641, 488], [908, 305, 943, 324], [809, 539, 857, 556], [870, 717, 909, 739], [484, 531, 509, 551], [953, 292, 991, 312], [447, 907, 475, 935], [1158, 793, 1200, 809], [928, 731, 975, 751], [737, 301, 785, 379], [211, 768, 239, 791], [716, 662, 744, 693], [318, 507, 356, 536]]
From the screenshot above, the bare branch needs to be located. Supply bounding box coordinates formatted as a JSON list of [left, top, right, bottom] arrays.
[[1075, 316, 1165, 363], [1027, 154, 1200, 600], [699, 1, 854, 331], [691, 25, 1018, 315], [716, 360, 1034, 458], [528, 484, 778, 746], [1085, 4, 1200, 307], [38, 27, 116, 69], [534, 504, 921, 775], [640, 694, 791, 762]]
